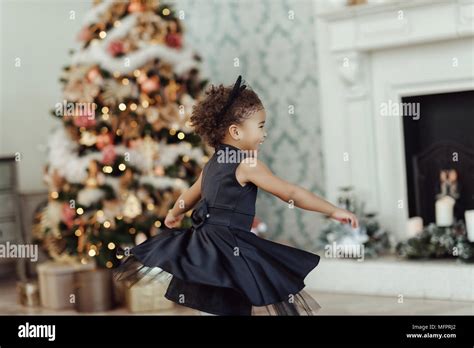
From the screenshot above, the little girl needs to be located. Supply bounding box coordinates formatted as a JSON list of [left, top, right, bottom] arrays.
[[115, 76, 359, 316]]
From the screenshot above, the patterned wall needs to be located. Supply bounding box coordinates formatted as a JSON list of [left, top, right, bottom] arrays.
[[177, 0, 325, 250]]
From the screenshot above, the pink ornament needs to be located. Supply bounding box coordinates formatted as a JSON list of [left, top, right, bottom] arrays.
[[61, 203, 76, 229], [140, 77, 160, 93], [107, 41, 124, 56], [87, 67, 102, 83], [102, 144, 116, 165], [137, 73, 147, 84], [96, 133, 114, 150], [73, 114, 97, 128], [154, 165, 165, 176], [128, 1, 145, 12]]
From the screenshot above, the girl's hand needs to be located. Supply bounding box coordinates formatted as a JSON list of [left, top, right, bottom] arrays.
[[329, 208, 359, 229], [164, 210, 184, 228]]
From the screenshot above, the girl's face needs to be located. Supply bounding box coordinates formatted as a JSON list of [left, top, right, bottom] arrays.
[[238, 109, 267, 151]]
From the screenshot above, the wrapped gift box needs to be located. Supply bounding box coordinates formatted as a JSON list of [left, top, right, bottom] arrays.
[[37, 261, 95, 310], [125, 278, 175, 313], [74, 268, 114, 313]]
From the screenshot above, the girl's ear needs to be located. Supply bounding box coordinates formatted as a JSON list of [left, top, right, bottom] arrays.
[[228, 124, 241, 141]]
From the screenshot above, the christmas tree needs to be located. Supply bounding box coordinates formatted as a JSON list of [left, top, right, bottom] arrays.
[[34, 0, 210, 269]]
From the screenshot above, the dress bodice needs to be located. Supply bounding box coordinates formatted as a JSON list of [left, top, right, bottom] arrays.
[[191, 143, 258, 232]]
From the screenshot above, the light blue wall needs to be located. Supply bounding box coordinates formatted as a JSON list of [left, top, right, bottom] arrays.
[[179, 0, 325, 248]]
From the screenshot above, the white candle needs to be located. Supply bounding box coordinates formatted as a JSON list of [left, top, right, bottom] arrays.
[[465, 210, 474, 242], [435, 195, 455, 227], [407, 217, 423, 238]]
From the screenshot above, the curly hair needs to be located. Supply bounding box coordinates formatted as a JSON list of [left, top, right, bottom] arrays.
[[190, 82, 264, 149]]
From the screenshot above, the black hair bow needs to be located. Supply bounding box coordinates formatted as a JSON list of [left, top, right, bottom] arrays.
[[215, 75, 247, 119]]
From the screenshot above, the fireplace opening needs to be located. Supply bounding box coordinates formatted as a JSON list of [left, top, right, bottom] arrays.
[[402, 90, 474, 224]]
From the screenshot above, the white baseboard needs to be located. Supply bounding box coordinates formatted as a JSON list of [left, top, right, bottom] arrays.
[[305, 256, 474, 302]]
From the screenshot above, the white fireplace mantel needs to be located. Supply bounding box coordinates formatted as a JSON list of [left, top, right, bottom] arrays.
[[319, 0, 474, 52], [314, 0, 474, 241]]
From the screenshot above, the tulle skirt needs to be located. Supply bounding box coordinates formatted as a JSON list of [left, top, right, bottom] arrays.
[[114, 226, 322, 316]]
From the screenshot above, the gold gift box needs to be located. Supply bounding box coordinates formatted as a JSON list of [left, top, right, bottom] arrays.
[[125, 278, 175, 313], [37, 261, 95, 310]]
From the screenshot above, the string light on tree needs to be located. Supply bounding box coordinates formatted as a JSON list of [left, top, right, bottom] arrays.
[[103, 166, 113, 174]]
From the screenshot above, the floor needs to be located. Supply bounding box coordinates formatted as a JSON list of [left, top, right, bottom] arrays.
[[1, 279, 472, 315]]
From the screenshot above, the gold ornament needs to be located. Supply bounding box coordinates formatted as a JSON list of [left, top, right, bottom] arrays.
[[102, 79, 139, 106], [164, 79, 180, 103], [129, 11, 166, 44], [159, 103, 180, 128], [80, 131, 97, 146], [145, 107, 159, 123], [85, 161, 99, 188], [63, 64, 101, 103], [43, 234, 67, 257], [123, 193, 142, 219]]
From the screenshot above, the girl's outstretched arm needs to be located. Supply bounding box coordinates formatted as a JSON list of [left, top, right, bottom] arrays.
[[238, 158, 359, 228], [165, 171, 203, 228]]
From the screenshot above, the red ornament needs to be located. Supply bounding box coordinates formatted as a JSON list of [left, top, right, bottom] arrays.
[[102, 144, 116, 165], [165, 33, 182, 49], [61, 203, 76, 229], [107, 41, 125, 56], [96, 133, 114, 150]]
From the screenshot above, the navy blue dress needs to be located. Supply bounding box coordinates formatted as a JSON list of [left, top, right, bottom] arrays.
[[114, 142, 321, 315]]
